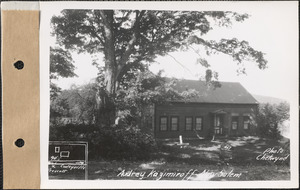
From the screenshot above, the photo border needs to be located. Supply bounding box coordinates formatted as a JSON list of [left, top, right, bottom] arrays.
[[40, 1, 299, 189]]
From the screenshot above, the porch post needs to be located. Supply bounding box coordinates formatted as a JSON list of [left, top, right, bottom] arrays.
[[212, 113, 216, 141], [228, 113, 231, 137]]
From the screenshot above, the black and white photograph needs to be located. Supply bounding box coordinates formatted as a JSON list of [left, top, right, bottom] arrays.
[[40, 1, 298, 188]]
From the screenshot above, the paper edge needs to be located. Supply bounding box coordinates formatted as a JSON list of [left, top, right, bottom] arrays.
[[37, 1, 298, 189], [1, 1, 40, 11]]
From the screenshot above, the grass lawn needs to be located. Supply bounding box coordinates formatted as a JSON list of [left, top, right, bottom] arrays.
[[49, 136, 290, 180], [85, 136, 290, 181]]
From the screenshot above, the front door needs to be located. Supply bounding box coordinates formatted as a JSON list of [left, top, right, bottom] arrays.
[[214, 114, 224, 135]]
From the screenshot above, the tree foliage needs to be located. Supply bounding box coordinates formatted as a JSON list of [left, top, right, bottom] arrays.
[[50, 83, 98, 126], [51, 10, 267, 93], [50, 47, 78, 100], [50, 47, 77, 79], [257, 102, 290, 139]]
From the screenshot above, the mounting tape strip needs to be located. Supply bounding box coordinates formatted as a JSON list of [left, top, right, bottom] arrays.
[[1, 2, 40, 189]]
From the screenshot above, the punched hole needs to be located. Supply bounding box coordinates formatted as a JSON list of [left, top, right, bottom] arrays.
[[15, 138, 25, 148], [14, 60, 24, 70]]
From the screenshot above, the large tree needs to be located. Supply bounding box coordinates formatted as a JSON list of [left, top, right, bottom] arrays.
[[51, 10, 267, 126]]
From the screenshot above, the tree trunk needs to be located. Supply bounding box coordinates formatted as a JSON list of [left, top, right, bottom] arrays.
[[102, 10, 116, 95], [95, 10, 117, 127], [94, 87, 116, 127]]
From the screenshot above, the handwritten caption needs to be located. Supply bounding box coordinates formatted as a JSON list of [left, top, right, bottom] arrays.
[[49, 164, 86, 173], [256, 146, 289, 163], [117, 169, 242, 180]]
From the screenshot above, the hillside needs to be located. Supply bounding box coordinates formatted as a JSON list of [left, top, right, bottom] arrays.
[[252, 94, 288, 104]]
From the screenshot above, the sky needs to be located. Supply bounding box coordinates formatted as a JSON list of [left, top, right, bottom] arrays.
[[50, 2, 298, 102]]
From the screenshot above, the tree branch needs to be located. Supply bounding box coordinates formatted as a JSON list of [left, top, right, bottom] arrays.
[[89, 27, 105, 46], [86, 19, 105, 46], [98, 10, 110, 27], [116, 10, 146, 79], [167, 53, 194, 76], [189, 36, 235, 58], [118, 11, 133, 26]]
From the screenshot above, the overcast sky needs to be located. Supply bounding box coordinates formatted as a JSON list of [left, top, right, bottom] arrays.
[[48, 2, 298, 102]]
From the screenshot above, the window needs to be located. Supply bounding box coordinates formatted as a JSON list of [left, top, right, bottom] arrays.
[[232, 116, 239, 130], [195, 117, 203, 130], [160, 117, 168, 131], [243, 116, 250, 130], [171, 117, 179, 131], [185, 117, 193, 131]]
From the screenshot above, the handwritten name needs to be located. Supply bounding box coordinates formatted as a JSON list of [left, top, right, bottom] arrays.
[[117, 169, 198, 180]]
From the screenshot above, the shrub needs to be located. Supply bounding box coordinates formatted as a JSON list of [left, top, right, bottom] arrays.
[[256, 102, 290, 139], [49, 124, 157, 161], [90, 125, 157, 160]]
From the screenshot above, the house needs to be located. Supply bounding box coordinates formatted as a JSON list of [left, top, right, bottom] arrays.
[[153, 79, 259, 139]]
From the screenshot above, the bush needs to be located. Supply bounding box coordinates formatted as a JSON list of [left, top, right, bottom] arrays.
[[90, 125, 157, 160], [256, 102, 289, 140], [49, 124, 157, 161]]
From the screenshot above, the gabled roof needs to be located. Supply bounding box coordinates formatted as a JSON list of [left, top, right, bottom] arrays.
[[169, 79, 258, 104]]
